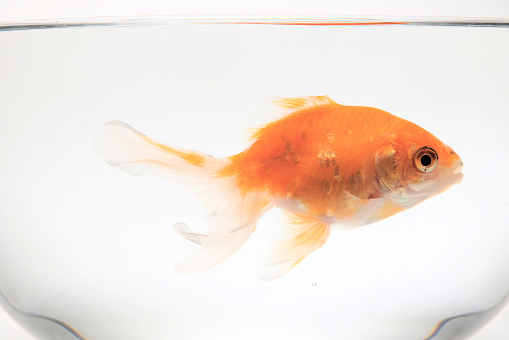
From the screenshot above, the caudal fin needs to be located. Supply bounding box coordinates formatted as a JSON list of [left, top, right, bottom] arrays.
[[94, 120, 275, 272], [94, 120, 224, 179]]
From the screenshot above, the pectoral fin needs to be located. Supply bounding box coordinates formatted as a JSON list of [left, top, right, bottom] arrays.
[[259, 213, 331, 282]]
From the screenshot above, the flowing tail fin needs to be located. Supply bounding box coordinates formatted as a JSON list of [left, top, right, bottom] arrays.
[[94, 121, 275, 272]]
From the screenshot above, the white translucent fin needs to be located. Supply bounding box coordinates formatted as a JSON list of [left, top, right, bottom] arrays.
[[94, 120, 225, 179], [175, 221, 258, 272], [334, 192, 385, 230], [172, 223, 208, 245], [174, 185, 274, 272], [274, 95, 337, 111], [259, 213, 331, 282], [95, 120, 276, 272]]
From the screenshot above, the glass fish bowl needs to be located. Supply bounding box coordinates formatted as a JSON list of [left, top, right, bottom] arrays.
[[0, 16, 508, 340]]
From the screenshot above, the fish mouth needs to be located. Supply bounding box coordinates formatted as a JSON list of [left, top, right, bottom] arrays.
[[436, 165, 463, 195], [452, 171, 463, 184], [451, 161, 464, 184]]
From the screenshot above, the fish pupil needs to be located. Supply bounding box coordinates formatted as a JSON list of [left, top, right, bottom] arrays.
[[421, 154, 432, 167]]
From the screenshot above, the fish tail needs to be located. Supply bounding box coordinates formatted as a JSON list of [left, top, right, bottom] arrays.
[[94, 120, 224, 179], [95, 120, 275, 272]]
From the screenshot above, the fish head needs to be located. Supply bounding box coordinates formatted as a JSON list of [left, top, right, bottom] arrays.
[[375, 125, 463, 208]]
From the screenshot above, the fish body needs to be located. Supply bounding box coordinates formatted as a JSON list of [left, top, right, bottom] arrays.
[[95, 96, 463, 281]]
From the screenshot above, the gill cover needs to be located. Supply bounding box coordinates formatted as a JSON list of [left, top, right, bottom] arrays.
[[375, 139, 400, 194]]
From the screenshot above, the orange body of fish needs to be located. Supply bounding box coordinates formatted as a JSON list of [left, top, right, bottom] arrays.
[[95, 96, 463, 281]]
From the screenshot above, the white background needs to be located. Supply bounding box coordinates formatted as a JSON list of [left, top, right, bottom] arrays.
[[1, 1, 509, 340]]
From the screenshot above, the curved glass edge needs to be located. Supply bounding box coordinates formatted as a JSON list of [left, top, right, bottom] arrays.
[[0, 15, 509, 31], [0, 290, 89, 340], [423, 290, 509, 340]]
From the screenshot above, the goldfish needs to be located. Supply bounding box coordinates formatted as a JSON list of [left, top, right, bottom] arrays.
[[95, 96, 463, 281]]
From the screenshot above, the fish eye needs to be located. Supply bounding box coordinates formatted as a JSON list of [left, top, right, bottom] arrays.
[[414, 147, 438, 172]]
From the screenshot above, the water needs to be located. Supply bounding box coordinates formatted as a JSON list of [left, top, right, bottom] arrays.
[[0, 17, 508, 340]]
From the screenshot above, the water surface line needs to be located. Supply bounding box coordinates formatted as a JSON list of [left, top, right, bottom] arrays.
[[1, 16, 509, 31]]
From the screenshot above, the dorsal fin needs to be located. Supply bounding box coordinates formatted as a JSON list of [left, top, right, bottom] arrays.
[[249, 96, 337, 140], [274, 95, 337, 110]]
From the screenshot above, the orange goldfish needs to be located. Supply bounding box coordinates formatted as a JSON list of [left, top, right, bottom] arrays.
[[95, 96, 463, 281]]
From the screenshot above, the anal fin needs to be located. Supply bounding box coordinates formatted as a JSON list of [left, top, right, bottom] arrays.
[[172, 223, 208, 245], [260, 213, 331, 282]]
